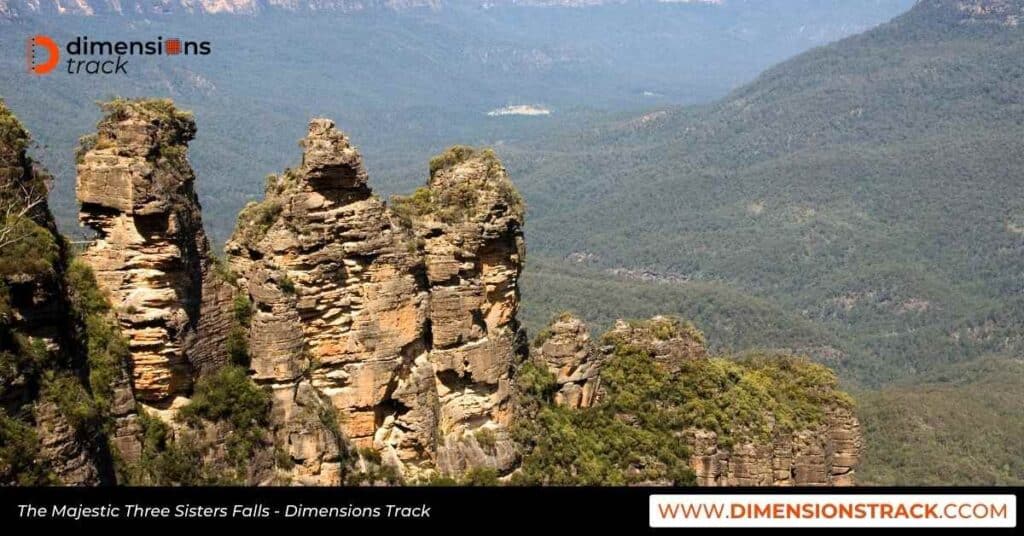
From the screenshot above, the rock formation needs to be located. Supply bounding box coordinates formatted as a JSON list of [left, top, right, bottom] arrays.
[[0, 100, 106, 485], [397, 145, 526, 476], [76, 99, 231, 403], [225, 118, 422, 483], [532, 313, 602, 409], [685, 405, 862, 486], [1, 98, 861, 487], [528, 314, 864, 487], [226, 124, 524, 482], [611, 317, 861, 486]]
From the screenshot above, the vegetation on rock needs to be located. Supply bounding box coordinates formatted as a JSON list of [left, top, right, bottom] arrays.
[[515, 316, 857, 485], [178, 365, 272, 467]]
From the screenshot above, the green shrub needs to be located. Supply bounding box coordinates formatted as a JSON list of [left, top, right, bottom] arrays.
[[532, 328, 553, 347], [119, 412, 226, 486], [0, 217, 58, 278], [74, 133, 97, 164], [278, 275, 296, 295], [462, 467, 500, 486], [0, 101, 29, 157], [233, 294, 253, 327], [0, 409, 54, 485], [42, 373, 102, 434], [0, 325, 50, 383], [226, 325, 250, 367], [212, 256, 238, 286], [178, 365, 270, 466], [235, 199, 282, 244], [429, 145, 478, 177], [358, 447, 382, 465], [474, 427, 497, 450], [66, 259, 129, 413], [390, 187, 435, 224], [179, 366, 269, 428], [515, 361, 558, 401]]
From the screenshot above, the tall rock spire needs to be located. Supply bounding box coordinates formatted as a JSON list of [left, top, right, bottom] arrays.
[[76, 99, 230, 403], [393, 145, 527, 476], [226, 118, 430, 483], [227, 122, 528, 482]]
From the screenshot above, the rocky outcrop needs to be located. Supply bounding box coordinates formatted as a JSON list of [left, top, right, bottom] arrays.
[[534, 314, 864, 487], [397, 145, 526, 477], [76, 99, 229, 403], [685, 404, 863, 487], [3, 97, 863, 487], [226, 123, 524, 482], [0, 100, 106, 485], [226, 118, 421, 484], [532, 313, 602, 409]]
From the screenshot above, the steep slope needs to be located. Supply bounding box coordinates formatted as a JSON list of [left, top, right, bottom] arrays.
[[0, 99, 137, 485], [225, 122, 525, 482], [515, 0, 1024, 385]]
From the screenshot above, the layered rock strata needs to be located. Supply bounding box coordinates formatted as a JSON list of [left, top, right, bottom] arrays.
[[226, 118, 419, 483], [399, 146, 526, 476], [532, 313, 602, 409], [685, 405, 862, 486], [76, 100, 230, 403], [226, 123, 525, 482]]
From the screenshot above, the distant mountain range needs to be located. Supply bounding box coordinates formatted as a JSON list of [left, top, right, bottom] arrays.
[[518, 0, 1024, 384], [511, 0, 1024, 485], [0, 0, 899, 17]]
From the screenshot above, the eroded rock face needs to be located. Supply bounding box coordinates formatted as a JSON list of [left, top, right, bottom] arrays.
[[686, 405, 863, 486], [226, 126, 526, 482], [402, 146, 526, 477], [76, 100, 229, 403], [565, 314, 863, 487], [532, 313, 602, 409], [226, 118, 410, 484], [1, 101, 108, 485]]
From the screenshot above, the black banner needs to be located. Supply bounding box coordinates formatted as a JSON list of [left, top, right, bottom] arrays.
[[0, 486, 1020, 531]]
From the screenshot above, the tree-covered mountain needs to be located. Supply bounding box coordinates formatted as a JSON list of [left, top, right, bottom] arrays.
[[0, 1, 911, 244], [0, 0, 908, 18], [856, 356, 1024, 485], [512, 0, 1024, 387]]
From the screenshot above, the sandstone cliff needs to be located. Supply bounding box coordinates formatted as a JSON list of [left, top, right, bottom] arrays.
[[1, 98, 861, 487], [76, 99, 231, 403], [394, 145, 526, 477], [225, 122, 524, 482]]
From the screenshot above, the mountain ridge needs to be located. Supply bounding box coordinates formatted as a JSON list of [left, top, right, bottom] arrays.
[[514, 0, 1024, 385], [0, 0, 907, 18]]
